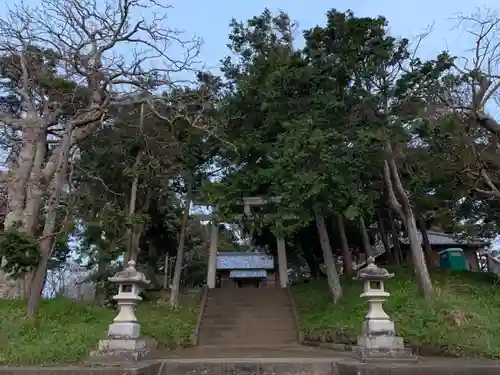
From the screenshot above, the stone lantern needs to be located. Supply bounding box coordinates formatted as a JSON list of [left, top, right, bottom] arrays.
[[352, 257, 415, 361], [91, 260, 151, 362]]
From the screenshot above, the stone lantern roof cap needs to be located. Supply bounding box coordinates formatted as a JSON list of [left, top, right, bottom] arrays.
[[356, 257, 394, 281], [108, 260, 151, 286]]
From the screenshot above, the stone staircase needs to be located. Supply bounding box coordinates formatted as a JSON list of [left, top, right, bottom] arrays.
[[197, 288, 298, 347]]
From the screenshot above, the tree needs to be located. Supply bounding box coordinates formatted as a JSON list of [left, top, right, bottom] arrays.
[[0, 0, 199, 317], [428, 10, 500, 205], [314, 10, 448, 298], [213, 9, 461, 300]]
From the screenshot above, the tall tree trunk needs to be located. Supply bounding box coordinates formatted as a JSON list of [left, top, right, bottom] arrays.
[[94, 249, 111, 305], [27, 127, 72, 317], [145, 241, 160, 289], [170, 174, 193, 307], [336, 214, 352, 276], [129, 225, 143, 262], [124, 152, 142, 263], [388, 209, 402, 265], [314, 210, 342, 302], [418, 217, 433, 265], [2, 124, 43, 299], [4, 124, 38, 230], [21, 129, 48, 298], [163, 254, 170, 290], [359, 216, 373, 259], [301, 244, 322, 279], [376, 211, 393, 263], [383, 146, 434, 299], [128, 194, 153, 267], [22, 128, 48, 234]]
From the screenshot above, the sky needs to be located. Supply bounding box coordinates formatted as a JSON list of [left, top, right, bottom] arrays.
[[163, 0, 500, 76], [0, 0, 497, 94]]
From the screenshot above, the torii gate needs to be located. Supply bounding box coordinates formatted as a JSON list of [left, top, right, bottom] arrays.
[[194, 196, 289, 289]]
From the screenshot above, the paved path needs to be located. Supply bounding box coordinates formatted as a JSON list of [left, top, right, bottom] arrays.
[[166, 345, 347, 359], [4, 345, 500, 375], [163, 344, 500, 365]]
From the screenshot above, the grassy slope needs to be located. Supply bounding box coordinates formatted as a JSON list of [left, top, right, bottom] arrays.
[[0, 295, 199, 365], [292, 267, 500, 358]]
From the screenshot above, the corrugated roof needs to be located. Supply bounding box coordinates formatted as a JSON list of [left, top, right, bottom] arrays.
[[399, 231, 486, 247], [216, 252, 275, 270]]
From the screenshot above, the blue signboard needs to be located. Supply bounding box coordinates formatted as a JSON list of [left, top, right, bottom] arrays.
[[229, 270, 268, 278]]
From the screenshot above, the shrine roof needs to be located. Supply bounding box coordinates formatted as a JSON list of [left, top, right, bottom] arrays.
[[398, 230, 487, 248]]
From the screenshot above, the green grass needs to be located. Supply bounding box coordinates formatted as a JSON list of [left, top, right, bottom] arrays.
[[0, 295, 200, 365], [292, 266, 500, 358]]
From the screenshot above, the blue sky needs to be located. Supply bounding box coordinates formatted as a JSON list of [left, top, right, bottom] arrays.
[[164, 0, 499, 75], [0, 0, 496, 89]]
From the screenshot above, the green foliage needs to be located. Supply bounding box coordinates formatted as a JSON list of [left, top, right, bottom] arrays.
[[88, 262, 121, 307], [0, 231, 40, 278], [344, 205, 360, 220], [205, 6, 484, 257], [293, 267, 500, 358], [212, 8, 427, 235], [0, 296, 200, 365], [124, 213, 150, 229], [138, 296, 200, 349], [0, 298, 113, 365], [0, 45, 91, 120]]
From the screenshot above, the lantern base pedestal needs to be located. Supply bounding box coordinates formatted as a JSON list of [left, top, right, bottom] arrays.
[[363, 318, 395, 336], [90, 339, 150, 362], [107, 322, 141, 339], [352, 335, 417, 362]]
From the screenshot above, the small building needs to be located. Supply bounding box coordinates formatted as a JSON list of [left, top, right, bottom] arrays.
[[215, 252, 278, 289], [395, 230, 487, 271]]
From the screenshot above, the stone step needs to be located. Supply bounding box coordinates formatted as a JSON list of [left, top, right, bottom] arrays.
[[207, 291, 289, 296], [204, 301, 291, 306], [197, 341, 299, 347], [198, 289, 298, 347], [204, 301, 290, 307], [199, 333, 297, 340], [204, 307, 292, 311], [202, 310, 293, 316], [197, 336, 298, 346], [197, 339, 298, 346], [198, 330, 297, 339], [200, 326, 297, 333], [204, 299, 292, 306], [198, 324, 297, 340], [200, 323, 296, 329], [200, 323, 296, 330], [201, 317, 295, 324], [197, 334, 298, 344], [205, 299, 291, 303], [200, 319, 297, 328], [204, 303, 290, 309], [205, 298, 291, 305], [200, 328, 297, 334], [200, 317, 296, 325], [199, 314, 295, 326], [207, 293, 287, 297]]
